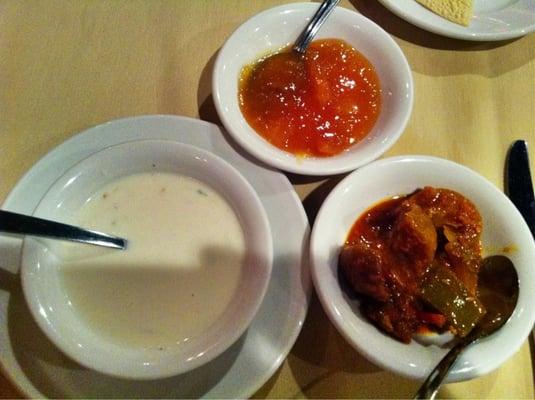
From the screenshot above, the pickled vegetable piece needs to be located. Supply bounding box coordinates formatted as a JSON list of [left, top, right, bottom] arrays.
[[391, 202, 437, 276], [364, 296, 419, 343], [421, 262, 486, 337], [339, 242, 391, 302], [407, 187, 482, 296]]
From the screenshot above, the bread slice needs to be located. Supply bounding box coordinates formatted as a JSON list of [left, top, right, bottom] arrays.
[[415, 0, 473, 26]]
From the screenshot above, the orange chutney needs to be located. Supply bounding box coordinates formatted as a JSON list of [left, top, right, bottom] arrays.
[[238, 39, 381, 157]]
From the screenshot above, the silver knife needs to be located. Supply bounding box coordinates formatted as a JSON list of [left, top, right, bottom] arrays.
[[505, 139, 535, 354], [506, 140, 535, 238]]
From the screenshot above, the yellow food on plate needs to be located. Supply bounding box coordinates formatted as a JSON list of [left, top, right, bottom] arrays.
[[415, 0, 473, 26]]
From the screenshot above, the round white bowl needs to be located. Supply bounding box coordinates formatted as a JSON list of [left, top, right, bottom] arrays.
[[310, 155, 535, 381], [21, 139, 273, 380], [213, 3, 413, 176]]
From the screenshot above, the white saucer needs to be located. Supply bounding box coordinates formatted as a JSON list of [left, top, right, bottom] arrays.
[[378, 0, 535, 41], [0, 115, 311, 398]]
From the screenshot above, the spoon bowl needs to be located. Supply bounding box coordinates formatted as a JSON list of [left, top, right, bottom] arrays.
[[475, 255, 520, 336], [414, 255, 519, 399]]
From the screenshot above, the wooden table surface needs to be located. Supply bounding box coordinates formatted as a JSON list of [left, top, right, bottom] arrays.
[[1, 1, 534, 398]]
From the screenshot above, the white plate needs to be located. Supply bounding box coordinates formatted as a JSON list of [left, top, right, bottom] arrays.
[[378, 0, 535, 41], [0, 115, 311, 398]]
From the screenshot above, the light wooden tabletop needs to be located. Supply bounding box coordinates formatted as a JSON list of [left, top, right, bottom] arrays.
[[0, 1, 534, 398]]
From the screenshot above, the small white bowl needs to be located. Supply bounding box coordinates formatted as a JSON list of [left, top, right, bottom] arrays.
[[21, 140, 273, 379], [310, 155, 535, 381], [213, 3, 413, 176]]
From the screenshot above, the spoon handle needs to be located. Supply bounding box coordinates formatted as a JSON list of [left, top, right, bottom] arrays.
[[292, 0, 341, 54], [413, 341, 469, 400], [0, 210, 127, 249]]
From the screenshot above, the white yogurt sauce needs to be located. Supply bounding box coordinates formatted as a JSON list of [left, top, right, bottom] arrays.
[[57, 172, 245, 350]]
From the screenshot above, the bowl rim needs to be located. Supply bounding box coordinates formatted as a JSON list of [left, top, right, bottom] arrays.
[[309, 154, 535, 381], [212, 2, 414, 176], [20, 139, 273, 379]]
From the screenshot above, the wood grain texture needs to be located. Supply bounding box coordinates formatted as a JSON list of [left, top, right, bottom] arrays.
[[0, 0, 534, 398]]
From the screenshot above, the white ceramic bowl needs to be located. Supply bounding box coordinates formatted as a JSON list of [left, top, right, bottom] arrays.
[[310, 155, 535, 381], [213, 3, 413, 176], [21, 139, 273, 380]]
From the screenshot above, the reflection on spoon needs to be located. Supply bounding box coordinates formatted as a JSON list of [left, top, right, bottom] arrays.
[[414, 255, 519, 400]]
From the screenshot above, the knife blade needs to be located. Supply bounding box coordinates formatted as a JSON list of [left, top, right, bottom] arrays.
[[505, 140, 535, 238], [505, 140, 535, 360]]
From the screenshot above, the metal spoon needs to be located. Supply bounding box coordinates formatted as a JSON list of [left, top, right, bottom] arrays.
[[292, 0, 340, 54], [251, 0, 340, 73], [414, 255, 519, 400], [0, 210, 127, 249], [246, 0, 340, 95]]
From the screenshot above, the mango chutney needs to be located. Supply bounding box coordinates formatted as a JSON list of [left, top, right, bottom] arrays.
[[239, 39, 381, 157]]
